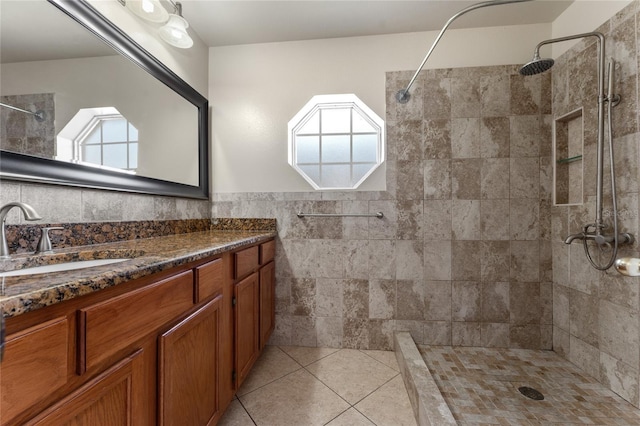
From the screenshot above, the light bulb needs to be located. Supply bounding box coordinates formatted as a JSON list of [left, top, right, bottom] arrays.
[[125, 0, 169, 23], [159, 14, 194, 49]]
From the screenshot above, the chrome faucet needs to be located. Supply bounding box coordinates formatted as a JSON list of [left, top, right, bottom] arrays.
[[564, 223, 634, 246], [0, 202, 42, 259]]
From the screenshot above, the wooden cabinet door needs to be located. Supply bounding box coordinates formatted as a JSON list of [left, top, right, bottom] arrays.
[[158, 296, 222, 426], [1, 317, 69, 425], [26, 350, 144, 426], [234, 272, 259, 388], [259, 261, 275, 349]]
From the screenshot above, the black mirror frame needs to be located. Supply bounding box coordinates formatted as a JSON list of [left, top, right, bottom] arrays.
[[0, 0, 209, 200]]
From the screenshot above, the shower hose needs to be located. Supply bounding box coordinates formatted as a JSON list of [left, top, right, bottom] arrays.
[[584, 89, 619, 270]]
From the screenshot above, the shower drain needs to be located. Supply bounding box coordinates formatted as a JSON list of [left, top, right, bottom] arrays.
[[518, 386, 545, 401]]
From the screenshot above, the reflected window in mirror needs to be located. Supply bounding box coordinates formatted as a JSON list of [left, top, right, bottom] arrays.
[[57, 107, 138, 173]]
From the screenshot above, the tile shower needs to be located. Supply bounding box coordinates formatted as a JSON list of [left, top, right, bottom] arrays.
[[0, 93, 55, 158], [215, 64, 553, 350], [214, 0, 640, 409]]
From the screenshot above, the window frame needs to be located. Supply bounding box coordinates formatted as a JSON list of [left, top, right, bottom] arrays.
[[288, 94, 385, 190]]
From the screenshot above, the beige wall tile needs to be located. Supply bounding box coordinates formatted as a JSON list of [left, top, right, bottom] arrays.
[[424, 321, 452, 345], [452, 281, 481, 322], [481, 281, 510, 322], [569, 335, 600, 380], [480, 117, 510, 158], [424, 281, 452, 321], [598, 300, 639, 367], [452, 322, 482, 346], [480, 74, 510, 117]]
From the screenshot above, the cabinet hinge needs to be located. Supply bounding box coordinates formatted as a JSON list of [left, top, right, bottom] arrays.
[[232, 370, 236, 382], [232, 297, 237, 307]]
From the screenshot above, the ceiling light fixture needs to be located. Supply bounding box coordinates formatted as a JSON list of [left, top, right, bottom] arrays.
[[158, 2, 194, 49], [123, 0, 169, 23], [119, 0, 194, 49]]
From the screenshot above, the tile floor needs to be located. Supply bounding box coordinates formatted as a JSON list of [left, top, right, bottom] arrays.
[[218, 345, 418, 426], [419, 345, 640, 425]]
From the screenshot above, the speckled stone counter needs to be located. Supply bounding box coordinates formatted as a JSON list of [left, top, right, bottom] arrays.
[[0, 228, 276, 318]]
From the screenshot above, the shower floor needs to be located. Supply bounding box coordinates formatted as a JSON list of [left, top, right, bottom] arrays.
[[418, 345, 640, 425]]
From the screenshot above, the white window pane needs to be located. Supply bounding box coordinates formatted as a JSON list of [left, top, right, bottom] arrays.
[[353, 163, 376, 184], [103, 143, 128, 168], [129, 143, 138, 169], [298, 111, 319, 134], [353, 112, 376, 133], [299, 165, 320, 184], [353, 134, 377, 162], [84, 126, 101, 145], [129, 123, 139, 141], [103, 119, 127, 143], [321, 108, 350, 133], [321, 164, 351, 188], [296, 136, 319, 163], [322, 135, 350, 163], [83, 144, 101, 164]]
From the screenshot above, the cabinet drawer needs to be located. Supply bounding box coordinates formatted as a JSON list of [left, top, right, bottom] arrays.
[[260, 240, 275, 265], [79, 271, 194, 373], [234, 246, 259, 279], [196, 257, 224, 302], [1, 317, 69, 424]]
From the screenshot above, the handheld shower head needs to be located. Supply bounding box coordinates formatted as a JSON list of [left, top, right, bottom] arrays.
[[519, 54, 555, 76]]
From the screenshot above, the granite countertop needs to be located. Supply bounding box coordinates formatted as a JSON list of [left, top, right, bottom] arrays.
[[0, 229, 276, 318]]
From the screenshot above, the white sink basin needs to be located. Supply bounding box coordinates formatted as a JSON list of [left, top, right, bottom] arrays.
[[0, 258, 130, 278]]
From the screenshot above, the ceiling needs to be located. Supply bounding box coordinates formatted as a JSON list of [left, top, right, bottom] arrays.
[[1, 1, 114, 63], [180, 0, 574, 47], [1, 0, 574, 64]]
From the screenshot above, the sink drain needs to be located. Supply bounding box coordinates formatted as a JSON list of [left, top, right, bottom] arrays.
[[518, 386, 544, 400]]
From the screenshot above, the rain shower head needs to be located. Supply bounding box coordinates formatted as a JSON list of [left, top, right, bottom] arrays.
[[519, 54, 555, 76]]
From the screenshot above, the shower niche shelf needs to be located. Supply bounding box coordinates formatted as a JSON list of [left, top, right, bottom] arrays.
[[553, 108, 584, 206]]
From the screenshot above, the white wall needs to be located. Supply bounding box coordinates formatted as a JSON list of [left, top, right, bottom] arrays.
[[209, 23, 552, 193], [87, 0, 208, 95], [550, 0, 633, 57]]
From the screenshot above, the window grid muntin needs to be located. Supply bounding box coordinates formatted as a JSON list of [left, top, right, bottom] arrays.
[[77, 115, 138, 171], [292, 103, 382, 189], [288, 95, 384, 190]]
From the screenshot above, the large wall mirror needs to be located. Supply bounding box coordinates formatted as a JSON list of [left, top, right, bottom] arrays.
[[0, 0, 209, 199]]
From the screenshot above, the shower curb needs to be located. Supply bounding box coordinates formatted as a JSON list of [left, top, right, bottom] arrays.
[[394, 332, 456, 426]]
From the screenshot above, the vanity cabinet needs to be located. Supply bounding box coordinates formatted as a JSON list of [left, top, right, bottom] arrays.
[[232, 241, 275, 389], [0, 317, 70, 423], [234, 271, 260, 387], [159, 296, 222, 426], [0, 238, 275, 426], [259, 260, 276, 349], [26, 350, 144, 425]]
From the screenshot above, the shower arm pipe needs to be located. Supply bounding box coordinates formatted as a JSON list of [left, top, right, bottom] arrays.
[[396, 0, 533, 103], [537, 32, 607, 231], [0, 102, 45, 122]]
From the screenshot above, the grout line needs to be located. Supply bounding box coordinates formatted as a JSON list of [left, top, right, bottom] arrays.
[[357, 348, 401, 372], [277, 344, 340, 367], [236, 366, 304, 398], [321, 407, 353, 426], [273, 344, 305, 368], [235, 396, 258, 426], [235, 347, 304, 398]]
